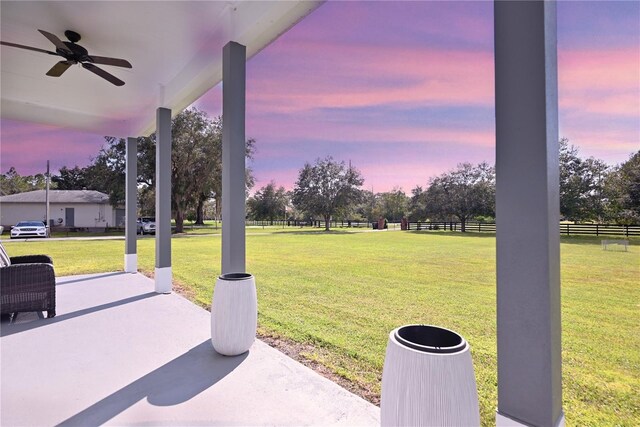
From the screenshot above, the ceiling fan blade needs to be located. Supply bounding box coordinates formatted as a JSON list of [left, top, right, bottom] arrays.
[[88, 56, 132, 68], [46, 61, 73, 77], [82, 63, 125, 86], [38, 29, 72, 53], [1, 41, 57, 55]]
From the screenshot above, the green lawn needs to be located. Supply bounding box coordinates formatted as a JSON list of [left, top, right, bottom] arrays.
[[13, 223, 351, 238], [3, 231, 639, 426]]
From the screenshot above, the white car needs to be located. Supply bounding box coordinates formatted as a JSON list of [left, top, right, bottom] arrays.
[[137, 217, 156, 235], [10, 221, 48, 239]]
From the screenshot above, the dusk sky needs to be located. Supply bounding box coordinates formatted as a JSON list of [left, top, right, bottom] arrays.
[[1, 1, 638, 193]]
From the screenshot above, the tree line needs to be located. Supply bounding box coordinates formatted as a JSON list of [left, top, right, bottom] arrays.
[[249, 140, 639, 230], [249, 158, 495, 232], [2, 109, 638, 231]]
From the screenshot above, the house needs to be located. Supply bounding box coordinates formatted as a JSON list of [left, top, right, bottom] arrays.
[[0, 190, 124, 229]]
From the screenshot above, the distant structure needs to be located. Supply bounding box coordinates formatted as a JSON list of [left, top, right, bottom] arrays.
[[0, 190, 124, 230]]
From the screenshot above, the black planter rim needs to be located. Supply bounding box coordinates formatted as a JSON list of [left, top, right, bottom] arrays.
[[218, 272, 253, 281], [393, 324, 467, 354]]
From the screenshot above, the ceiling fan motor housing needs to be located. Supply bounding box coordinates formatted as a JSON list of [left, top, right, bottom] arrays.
[[59, 41, 90, 63]]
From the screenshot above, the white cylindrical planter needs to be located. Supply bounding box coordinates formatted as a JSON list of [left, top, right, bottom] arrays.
[[381, 325, 480, 427], [211, 273, 257, 356]]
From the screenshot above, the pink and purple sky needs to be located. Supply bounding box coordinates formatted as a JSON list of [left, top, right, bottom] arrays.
[[1, 1, 639, 193]]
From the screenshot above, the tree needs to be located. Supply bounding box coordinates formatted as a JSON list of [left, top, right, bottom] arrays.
[[247, 181, 288, 224], [79, 137, 127, 206], [581, 157, 609, 221], [48, 138, 128, 206], [424, 162, 495, 232], [559, 138, 610, 222], [1, 167, 28, 195], [138, 186, 155, 217], [191, 139, 255, 226], [408, 186, 428, 221], [140, 108, 255, 232], [141, 108, 222, 232], [378, 188, 409, 221], [52, 166, 87, 190], [604, 150, 640, 224], [285, 197, 307, 222], [292, 156, 364, 231], [1, 167, 54, 195], [353, 190, 377, 222], [170, 109, 219, 232], [188, 117, 222, 226], [126, 136, 156, 218]]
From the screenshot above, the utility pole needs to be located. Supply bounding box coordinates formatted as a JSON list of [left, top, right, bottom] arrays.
[[45, 160, 50, 236]]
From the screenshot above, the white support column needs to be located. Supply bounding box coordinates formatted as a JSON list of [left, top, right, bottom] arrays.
[[124, 137, 138, 273], [155, 107, 172, 293], [221, 41, 247, 275], [495, 1, 563, 427]]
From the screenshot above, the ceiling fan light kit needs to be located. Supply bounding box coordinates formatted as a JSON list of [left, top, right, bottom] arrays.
[[1, 29, 132, 86]]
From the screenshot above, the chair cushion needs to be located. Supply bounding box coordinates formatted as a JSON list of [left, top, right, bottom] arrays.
[[0, 243, 11, 267]]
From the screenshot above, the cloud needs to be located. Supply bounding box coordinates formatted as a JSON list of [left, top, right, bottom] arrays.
[[557, 46, 639, 162], [283, 1, 493, 51], [559, 48, 640, 117], [557, 1, 639, 50], [247, 41, 495, 115], [1, 119, 104, 174]]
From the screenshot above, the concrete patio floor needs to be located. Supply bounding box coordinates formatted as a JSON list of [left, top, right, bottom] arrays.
[[1, 272, 379, 426]]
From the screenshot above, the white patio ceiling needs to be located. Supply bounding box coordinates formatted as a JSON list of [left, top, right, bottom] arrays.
[[0, 1, 322, 137]]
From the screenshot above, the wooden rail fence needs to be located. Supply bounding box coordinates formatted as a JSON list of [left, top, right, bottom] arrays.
[[246, 220, 639, 237], [408, 222, 639, 237]]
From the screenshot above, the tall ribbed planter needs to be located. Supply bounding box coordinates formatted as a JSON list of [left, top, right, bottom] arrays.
[[381, 325, 480, 426], [211, 273, 257, 356]]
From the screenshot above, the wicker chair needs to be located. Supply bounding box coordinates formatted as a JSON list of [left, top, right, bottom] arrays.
[[0, 244, 56, 319]]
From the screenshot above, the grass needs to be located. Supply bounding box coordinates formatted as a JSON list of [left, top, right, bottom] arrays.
[[3, 231, 639, 426]]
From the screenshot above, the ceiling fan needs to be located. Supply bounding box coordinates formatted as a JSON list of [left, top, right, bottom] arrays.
[[0, 29, 132, 86]]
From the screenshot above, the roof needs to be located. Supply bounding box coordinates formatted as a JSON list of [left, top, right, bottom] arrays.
[[0, 190, 109, 204], [0, 1, 323, 137]]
